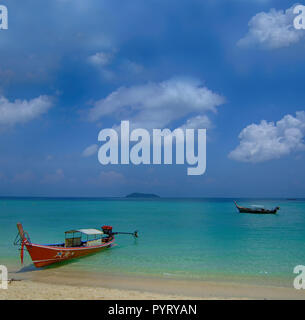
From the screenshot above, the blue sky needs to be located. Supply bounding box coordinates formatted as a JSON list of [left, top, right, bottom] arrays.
[[0, 0, 305, 197]]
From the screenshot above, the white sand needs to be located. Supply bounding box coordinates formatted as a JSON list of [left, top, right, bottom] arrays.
[[0, 280, 206, 300], [1, 273, 305, 300]]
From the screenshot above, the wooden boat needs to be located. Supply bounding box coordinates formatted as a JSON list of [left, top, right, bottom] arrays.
[[234, 201, 279, 215], [15, 223, 138, 268]]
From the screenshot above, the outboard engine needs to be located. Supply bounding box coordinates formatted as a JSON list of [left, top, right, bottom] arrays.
[[102, 225, 138, 238], [102, 225, 113, 235]]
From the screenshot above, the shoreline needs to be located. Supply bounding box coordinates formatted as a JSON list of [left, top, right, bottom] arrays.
[[2, 268, 305, 300]]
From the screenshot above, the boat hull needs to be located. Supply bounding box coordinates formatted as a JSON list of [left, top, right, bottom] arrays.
[[24, 239, 115, 268], [237, 208, 277, 214], [234, 201, 279, 215]]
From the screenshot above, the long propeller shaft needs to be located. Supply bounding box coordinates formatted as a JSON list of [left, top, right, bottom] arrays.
[[113, 231, 138, 238]]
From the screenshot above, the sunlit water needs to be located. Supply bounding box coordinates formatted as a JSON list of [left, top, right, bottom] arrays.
[[1, 197, 304, 287]]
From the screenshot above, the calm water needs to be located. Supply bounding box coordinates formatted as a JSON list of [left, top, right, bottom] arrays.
[[1, 198, 305, 286]]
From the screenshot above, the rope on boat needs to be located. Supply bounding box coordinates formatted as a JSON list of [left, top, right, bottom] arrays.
[[13, 233, 22, 246], [13, 230, 31, 265], [13, 230, 31, 245]]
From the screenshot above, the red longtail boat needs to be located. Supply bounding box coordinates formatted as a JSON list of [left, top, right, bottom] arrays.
[[15, 223, 138, 268]]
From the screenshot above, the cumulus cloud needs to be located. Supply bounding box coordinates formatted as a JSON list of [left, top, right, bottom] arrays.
[[88, 52, 114, 66], [229, 111, 305, 163], [0, 95, 53, 127], [88, 78, 225, 130], [88, 51, 144, 82], [238, 5, 305, 49], [180, 115, 211, 130], [82, 144, 98, 157]]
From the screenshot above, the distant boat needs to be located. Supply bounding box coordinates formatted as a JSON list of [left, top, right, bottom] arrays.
[[14, 223, 138, 268], [234, 201, 280, 215]]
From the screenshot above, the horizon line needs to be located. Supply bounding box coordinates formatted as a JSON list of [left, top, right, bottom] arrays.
[[0, 195, 304, 200]]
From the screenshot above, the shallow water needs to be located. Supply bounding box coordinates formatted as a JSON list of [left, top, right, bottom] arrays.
[[1, 197, 305, 287]]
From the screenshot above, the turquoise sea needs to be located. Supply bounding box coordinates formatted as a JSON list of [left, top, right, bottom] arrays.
[[1, 197, 305, 287]]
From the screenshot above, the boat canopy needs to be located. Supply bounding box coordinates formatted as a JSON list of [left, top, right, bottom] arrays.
[[65, 229, 103, 235]]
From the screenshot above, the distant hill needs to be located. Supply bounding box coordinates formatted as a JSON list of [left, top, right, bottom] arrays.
[[126, 192, 160, 199]]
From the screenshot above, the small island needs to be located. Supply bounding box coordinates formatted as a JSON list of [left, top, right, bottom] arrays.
[[126, 192, 160, 199]]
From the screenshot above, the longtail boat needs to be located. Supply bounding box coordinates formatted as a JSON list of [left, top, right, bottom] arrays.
[[234, 201, 279, 215], [14, 223, 138, 268]]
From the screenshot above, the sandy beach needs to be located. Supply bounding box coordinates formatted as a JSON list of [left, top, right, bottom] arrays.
[[1, 267, 305, 300], [0, 280, 203, 300]]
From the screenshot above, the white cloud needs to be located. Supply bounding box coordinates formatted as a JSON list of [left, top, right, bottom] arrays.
[[180, 115, 211, 130], [88, 52, 114, 67], [82, 144, 98, 157], [229, 111, 305, 163], [88, 52, 144, 82], [0, 95, 53, 127], [46, 155, 54, 161], [99, 170, 125, 183], [86, 170, 126, 186], [238, 5, 305, 49], [88, 78, 225, 130], [120, 60, 144, 74], [41, 169, 64, 184], [12, 171, 35, 183]]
